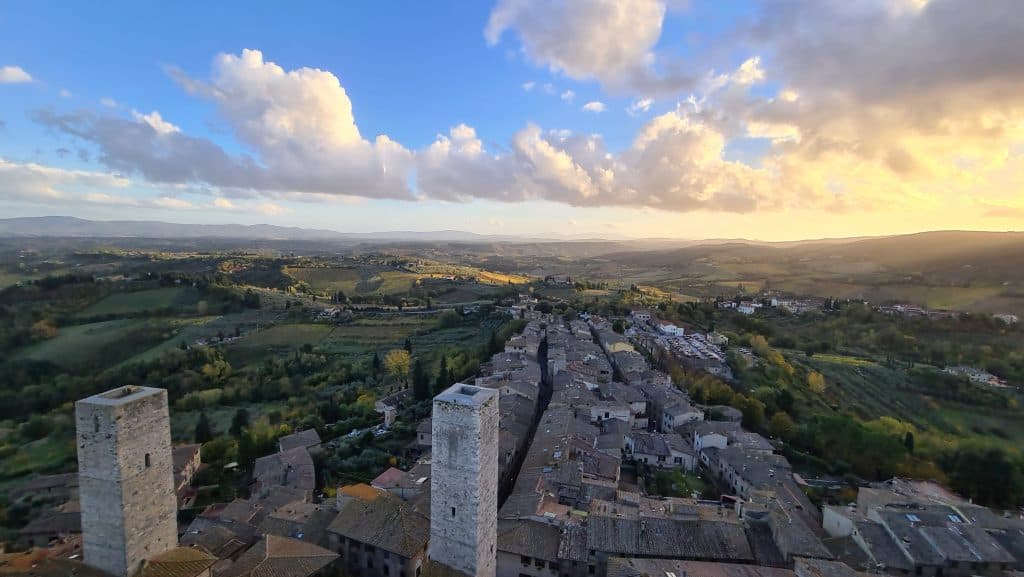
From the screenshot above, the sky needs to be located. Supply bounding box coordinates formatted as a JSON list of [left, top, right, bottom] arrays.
[[1, 0, 1023, 241]]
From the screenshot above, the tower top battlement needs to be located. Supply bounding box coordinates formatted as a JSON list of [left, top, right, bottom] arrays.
[[434, 384, 497, 408], [78, 385, 163, 407]]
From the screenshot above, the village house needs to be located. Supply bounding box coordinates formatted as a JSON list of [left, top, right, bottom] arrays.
[[173, 444, 202, 508], [327, 484, 430, 577]]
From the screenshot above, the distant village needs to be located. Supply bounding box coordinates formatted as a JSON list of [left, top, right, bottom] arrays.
[[4, 301, 1024, 577]]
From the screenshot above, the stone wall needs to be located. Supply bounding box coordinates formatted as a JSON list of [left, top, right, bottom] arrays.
[[430, 385, 499, 577], [75, 386, 179, 577]]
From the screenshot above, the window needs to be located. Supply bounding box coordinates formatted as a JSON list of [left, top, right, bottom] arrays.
[[534, 559, 545, 569], [451, 507, 456, 518], [94, 415, 100, 433], [521, 556, 530, 565], [144, 453, 151, 468]]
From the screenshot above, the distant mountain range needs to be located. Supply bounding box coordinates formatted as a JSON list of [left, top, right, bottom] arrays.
[[0, 217, 1020, 254], [0, 216, 541, 242]]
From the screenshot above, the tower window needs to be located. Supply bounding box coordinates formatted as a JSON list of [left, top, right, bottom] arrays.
[[144, 453, 151, 468], [94, 415, 100, 433], [451, 506, 456, 518]]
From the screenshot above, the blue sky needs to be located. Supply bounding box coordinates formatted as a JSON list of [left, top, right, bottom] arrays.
[[2, 1, 1022, 239]]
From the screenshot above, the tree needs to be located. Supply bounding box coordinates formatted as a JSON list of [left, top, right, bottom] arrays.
[[404, 338, 413, 354], [942, 446, 1024, 508], [371, 351, 382, 374], [384, 349, 412, 386], [768, 412, 796, 441], [807, 371, 827, 394], [195, 412, 214, 443], [435, 355, 449, 395], [237, 431, 257, 469], [488, 331, 503, 356], [412, 358, 430, 401], [230, 408, 250, 437], [30, 319, 59, 340], [612, 319, 626, 334], [903, 431, 915, 454]]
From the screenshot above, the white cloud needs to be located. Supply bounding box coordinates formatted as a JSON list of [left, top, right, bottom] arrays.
[[485, 0, 688, 92], [213, 197, 236, 209], [39, 49, 414, 201], [0, 65, 33, 84], [560, 90, 575, 102], [131, 110, 180, 135], [417, 109, 773, 213], [0, 158, 128, 203], [59, 88, 73, 99], [731, 57, 765, 85], [521, 81, 536, 92], [152, 196, 195, 210], [582, 101, 606, 113], [627, 97, 653, 115], [100, 97, 117, 108], [255, 202, 290, 216]]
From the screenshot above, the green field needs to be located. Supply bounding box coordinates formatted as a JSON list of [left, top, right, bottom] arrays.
[[76, 287, 194, 318], [797, 356, 1024, 446], [285, 266, 421, 296], [241, 323, 332, 347], [13, 318, 172, 370], [0, 436, 76, 479]]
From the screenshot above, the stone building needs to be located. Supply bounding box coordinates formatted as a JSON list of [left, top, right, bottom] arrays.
[[75, 386, 179, 577], [430, 383, 499, 577]]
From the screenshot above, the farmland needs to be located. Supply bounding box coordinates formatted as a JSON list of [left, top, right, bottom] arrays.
[[75, 286, 195, 318]]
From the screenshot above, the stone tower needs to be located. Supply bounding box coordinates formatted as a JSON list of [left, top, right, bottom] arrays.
[[76, 386, 178, 577], [430, 383, 499, 577]]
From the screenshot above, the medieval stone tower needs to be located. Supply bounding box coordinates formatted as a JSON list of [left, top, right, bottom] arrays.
[[76, 386, 178, 577], [430, 383, 499, 577]]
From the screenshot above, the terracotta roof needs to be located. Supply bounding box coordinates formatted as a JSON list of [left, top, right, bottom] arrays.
[[217, 535, 337, 577], [0, 558, 113, 577], [173, 444, 202, 472], [328, 490, 429, 558], [497, 519, 560, 562], [607, 558, 795, 577], [140, 547, 217, 577], [278, 430, 321, 453], [338, 483, 383, 502], [18, 511, 81, 536]]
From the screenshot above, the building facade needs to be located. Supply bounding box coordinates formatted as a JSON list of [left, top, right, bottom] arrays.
[[430, 384, 499, 577], [76, 386, 179, 577]]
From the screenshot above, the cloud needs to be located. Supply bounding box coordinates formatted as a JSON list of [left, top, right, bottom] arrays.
[[627, 97, 653, 115], [485, 0, 693, 93], [0, 158, 129, 204], [582, 101, 606, 113], [26, 13, 1024, 222], [560, 90, 575, 102], [152, 196, 195, 210], [0, 65, 33, 84], [59, 89, 73, 99], [37, 49, 415, 201], [521, 81, 535, 92], [100, 97, 117, 108], [717, 0, 1024, 211], [418, 108, 773, 213], [131, 110, 180, 135]]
